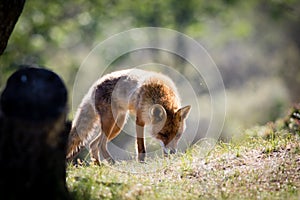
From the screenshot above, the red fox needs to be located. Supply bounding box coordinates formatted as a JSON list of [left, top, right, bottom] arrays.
[[66, 69, 191, 164]]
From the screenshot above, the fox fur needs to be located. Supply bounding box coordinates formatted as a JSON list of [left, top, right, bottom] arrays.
[[66, 69, 191, 164]]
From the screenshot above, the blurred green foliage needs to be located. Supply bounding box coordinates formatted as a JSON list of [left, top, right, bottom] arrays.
[[0, 0, 300, 134]]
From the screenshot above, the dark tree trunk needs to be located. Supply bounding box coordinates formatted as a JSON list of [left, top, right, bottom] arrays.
[[0, 66, 72, 200], [0, 0, 25, 55]]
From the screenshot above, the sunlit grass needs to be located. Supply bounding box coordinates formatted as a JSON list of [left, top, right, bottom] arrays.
[[67, 122, 300, 200]]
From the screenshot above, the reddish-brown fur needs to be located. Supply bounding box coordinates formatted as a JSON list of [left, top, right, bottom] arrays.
[[66, 69, 191, 164]]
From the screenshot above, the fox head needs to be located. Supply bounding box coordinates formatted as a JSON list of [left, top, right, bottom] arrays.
[[149, 104, 191, 156]]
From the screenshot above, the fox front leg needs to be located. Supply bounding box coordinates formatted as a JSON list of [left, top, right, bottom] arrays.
[[136, 118, 146, 162]]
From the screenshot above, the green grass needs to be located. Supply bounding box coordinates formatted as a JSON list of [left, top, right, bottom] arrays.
[[67, 121, 300, 200]]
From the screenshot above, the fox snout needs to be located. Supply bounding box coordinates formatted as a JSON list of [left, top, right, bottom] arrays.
[[160, 141, 178, 156], [169, 148, 177, 154], [162, 146, 177, 156]]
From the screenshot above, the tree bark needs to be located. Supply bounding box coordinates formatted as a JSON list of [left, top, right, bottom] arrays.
[[0, 0, 26, 55]]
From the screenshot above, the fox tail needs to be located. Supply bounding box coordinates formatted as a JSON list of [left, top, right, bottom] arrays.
[[66, 89, 100, 160]]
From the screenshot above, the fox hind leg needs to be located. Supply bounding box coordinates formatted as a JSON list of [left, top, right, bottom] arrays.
[[89, 133, 102, 165], [89, 132, 113, 165], [89, 111, 127, 164]]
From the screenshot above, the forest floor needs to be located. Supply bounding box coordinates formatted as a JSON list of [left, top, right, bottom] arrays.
[[67, 119, 300, 200]]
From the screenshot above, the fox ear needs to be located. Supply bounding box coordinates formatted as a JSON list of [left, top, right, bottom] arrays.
[[149, 104, 167, 124], [177, 105, 191, 121]]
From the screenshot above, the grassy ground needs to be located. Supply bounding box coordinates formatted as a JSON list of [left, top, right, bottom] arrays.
[[67, 120, 300, 200]]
